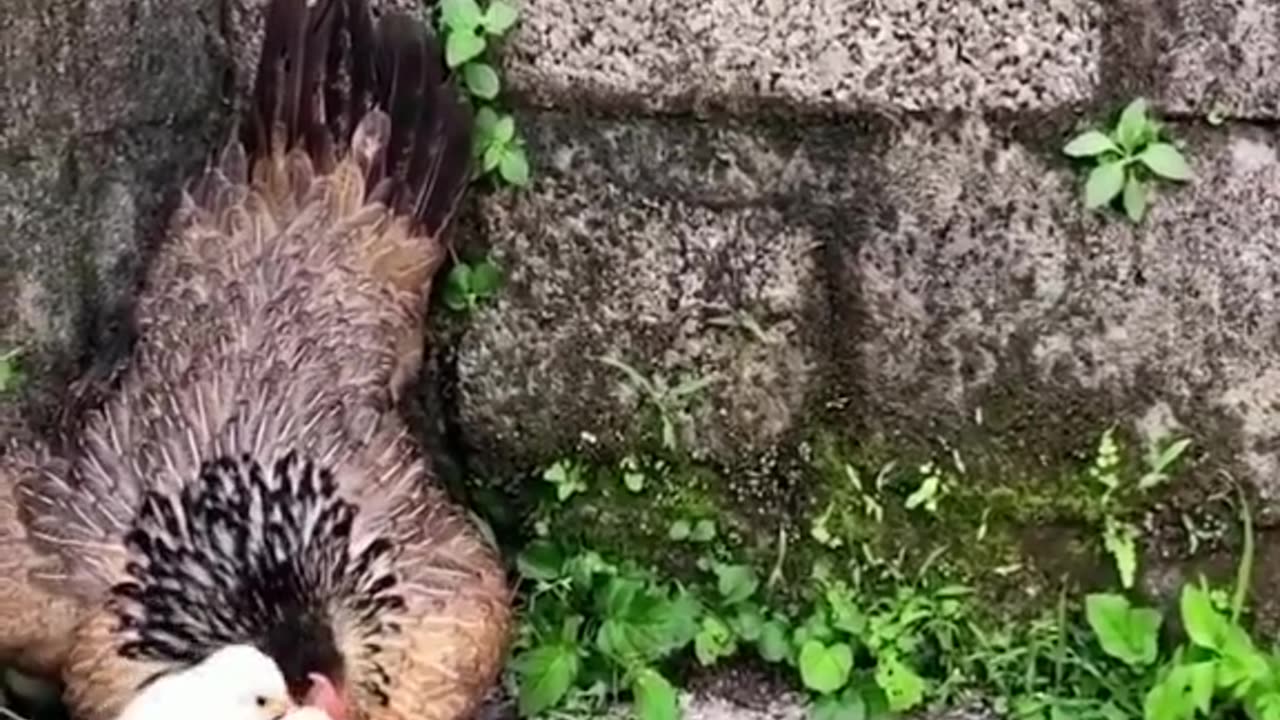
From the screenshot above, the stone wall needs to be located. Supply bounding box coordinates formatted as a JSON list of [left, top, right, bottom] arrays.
[[455, 0, 1280, 498]]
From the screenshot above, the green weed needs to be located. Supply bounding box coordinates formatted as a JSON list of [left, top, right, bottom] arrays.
[[435, 0, 530, 187], [1063, 98, 1193, 223], [596, 356, 719, 454], [1088, 428, 1192, 589], [443, 256, 503, 313], [494, 421, 1259, 720]]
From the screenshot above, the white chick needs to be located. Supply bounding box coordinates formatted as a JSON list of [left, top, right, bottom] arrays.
[[115, 645, 295, 720]]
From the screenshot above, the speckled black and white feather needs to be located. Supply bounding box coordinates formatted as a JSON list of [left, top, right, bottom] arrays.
[[112, 451, 399, 654], [108, 450, 405, 698]]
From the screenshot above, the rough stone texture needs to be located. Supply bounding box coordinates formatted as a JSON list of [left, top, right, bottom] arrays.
[[0, 0, 412, 420], [503, 0, 1102, 114], [0, 0, 222, 149], [0, 0, 228, 419], [1156, 0, 1280, 118], [839, 118, 1280, 487], [456, 115, 835, 466]]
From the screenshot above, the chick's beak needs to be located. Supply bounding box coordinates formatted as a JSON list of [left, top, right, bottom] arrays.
[[265, 697, 294, 720], [304, 672, 348, 720]]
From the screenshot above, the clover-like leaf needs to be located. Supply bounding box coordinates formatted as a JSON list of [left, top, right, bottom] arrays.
[[441, 0, 484, 31], [512, 644, 579, 717], [1085, 593, 1161, 666], [482, 1, 519, 35], [799, 640, 853, 694], [469, 258, 502, 298], [499, 145, 531, 186]]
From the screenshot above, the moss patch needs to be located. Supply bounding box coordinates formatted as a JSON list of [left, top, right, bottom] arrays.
[[504, 409, 1201, 629]]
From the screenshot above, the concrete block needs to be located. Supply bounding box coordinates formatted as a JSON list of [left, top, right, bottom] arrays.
[[503, 0, 1101, 114], [454, 114, 835, 468], [842, 115, 1280, 498], [0, 0, 222, 150], [1156, 0, 1280, 118]]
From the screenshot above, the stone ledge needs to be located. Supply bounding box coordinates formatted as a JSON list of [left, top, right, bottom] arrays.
[[502, 0, 1101, 115]]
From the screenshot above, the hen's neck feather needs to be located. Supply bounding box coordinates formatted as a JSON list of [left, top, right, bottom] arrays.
[[108, 451, 403, 696]]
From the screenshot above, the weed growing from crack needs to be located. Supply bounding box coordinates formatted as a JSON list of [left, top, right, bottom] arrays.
[[1063, 98, 1193, 223]]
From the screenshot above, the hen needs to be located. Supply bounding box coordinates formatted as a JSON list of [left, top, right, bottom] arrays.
[[0, 1, 512, 719]]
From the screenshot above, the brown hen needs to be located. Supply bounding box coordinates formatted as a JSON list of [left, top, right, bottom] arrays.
[[0, 1, 512, 718]]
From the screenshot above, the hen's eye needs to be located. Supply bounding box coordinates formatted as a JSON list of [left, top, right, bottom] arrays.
[[256, 697, 267, 708]]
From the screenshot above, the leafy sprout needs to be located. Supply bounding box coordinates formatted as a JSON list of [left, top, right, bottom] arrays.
[[434, 0, 531, 187], [1063, 97, 1193, 223], [443, 256, 503, 313]]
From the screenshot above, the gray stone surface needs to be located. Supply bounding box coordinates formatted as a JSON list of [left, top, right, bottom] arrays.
[[0, 0, 222, 149], [0, 0, 229, 420], [503, 0, 1102, 114], [1156, 0, 1280, 118], [840, 118, 1280, 466], [456, 115, 834, 467], [458, 108, 1280, 509]]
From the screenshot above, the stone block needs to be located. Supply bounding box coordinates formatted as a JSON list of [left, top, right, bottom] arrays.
[[454, 114, 837, 468], [0, 123, 214, 414], [1156, 0, 1280, 118], [0, 0, 222, 150], [503, 0, 1101, 114], [840, 115, 1280, 497]]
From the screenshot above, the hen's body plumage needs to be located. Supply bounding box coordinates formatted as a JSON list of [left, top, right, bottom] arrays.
[[0, 1, 511, 718]]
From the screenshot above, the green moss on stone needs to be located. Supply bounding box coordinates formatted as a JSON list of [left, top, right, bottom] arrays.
[[526, 412, 1180, 622]]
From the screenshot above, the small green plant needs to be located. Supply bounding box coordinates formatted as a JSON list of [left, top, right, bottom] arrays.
[[0, 347, 23, 394], [439, 0, 517, 86], [1079, 493, 1280, 720], [905, 461, 951, 515], [668, 518, 716, 543], [435, 0, 530, 187], [1085, 592, 1162, 667], [542, 459, 588, 502], [1088, 428, 1192, 588], [502, 428, 1218, 720], [597, 356, 719, 453], [475, 106, 531, 187], [510, 540, 698, 720], [619, 454, 647, 494], [1063, 97, 1193, 223], [443, 256, 502, 312]]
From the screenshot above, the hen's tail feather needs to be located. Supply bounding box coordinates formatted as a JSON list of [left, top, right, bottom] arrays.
[[238, 0, 471, 241]]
